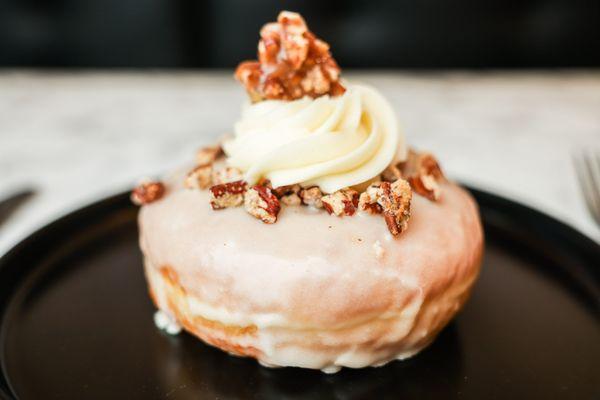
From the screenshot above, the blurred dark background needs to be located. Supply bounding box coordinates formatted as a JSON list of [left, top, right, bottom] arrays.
[[1, 0, 599, 69]]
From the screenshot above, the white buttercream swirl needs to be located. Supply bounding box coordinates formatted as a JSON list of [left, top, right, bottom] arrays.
[[223, 84, 405, 193]]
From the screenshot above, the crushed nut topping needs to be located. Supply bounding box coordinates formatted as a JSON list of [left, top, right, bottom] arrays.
[[235, 11, 345, 101], [244, 186, 281, 224], [271, 184, 300, 197], [358, 184, 384, 214], [400, 150, 444, 201], [212, 167, 244, 185], [131, 181, 165, 205], [299, 186, 324, 208], [380, 180, 412, 236], [182, 140, 443, 235], [359, 179, 412, 236], [196, 145, 223, 166], [256, 178, 273, 189], [209, 180, 247, 210], [381, 163, 402, 182], [280, 193, 302, 206], [272, 184, 302, 206], [184, 164, 213, 190], [321, 189, 359, 217]]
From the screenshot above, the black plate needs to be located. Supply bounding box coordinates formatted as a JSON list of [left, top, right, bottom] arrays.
[[0, 188, 599, 400]]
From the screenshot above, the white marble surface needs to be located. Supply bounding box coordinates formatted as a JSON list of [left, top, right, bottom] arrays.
[[0, 70, 599, 256]]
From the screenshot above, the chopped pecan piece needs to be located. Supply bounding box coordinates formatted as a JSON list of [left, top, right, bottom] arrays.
[[235, 11, 345, 101], [209, 180, 247, 210], [184, 164, 213, 190], [244, 186, 281, 224], [196, 145, 223, 166], [271, 184, 300, 198], [400, 150, 444, 201], [380, 180, 412, 236], [358, 184, 384, 214], [358, 179, 412, 236], [321, 189, 359, 217], [272, 184, 302, 206], [299, 186, 323, 208], [131, 181, 165, 205], [212, 167, 244, 185], [411, 174, 441, 201], [281, 193, 302, 206], [381, 164, 402, 182], [257, 178, 273, 189]]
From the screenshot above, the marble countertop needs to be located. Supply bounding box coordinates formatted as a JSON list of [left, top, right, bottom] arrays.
[[1, 71, 599, 256]]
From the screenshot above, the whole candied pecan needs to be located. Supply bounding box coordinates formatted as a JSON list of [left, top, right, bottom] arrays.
[[209, 180, 247, 210], [321, 188, 359, 217], [400, 150, 444, 201], [245, 185, 281, 224], [131, 181, 165, 205], [235, 11, 345, 101]]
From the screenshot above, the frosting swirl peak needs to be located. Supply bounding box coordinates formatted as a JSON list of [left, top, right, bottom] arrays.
[[223, 84, 405, 193]]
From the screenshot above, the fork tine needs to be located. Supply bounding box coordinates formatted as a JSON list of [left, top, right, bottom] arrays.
[[584, 152, 600, 224], [592, 152, 600, 221], [594, 151, 600, 187], [584, 151, 600, 205], [574, 152, 600, 226]]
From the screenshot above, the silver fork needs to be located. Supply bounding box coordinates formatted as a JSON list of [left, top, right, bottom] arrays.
[[573, 151, 600, 227]]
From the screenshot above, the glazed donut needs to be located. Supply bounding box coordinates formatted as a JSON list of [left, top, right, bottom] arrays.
[[134, 10, 484, 373], [138, 176, 483, 372]]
